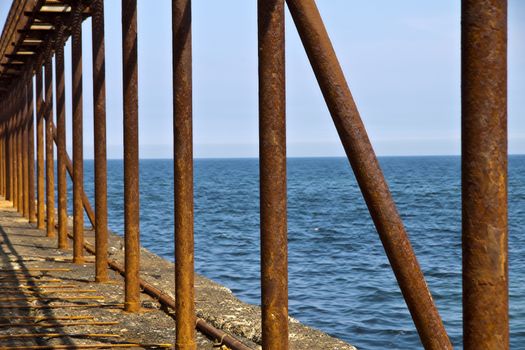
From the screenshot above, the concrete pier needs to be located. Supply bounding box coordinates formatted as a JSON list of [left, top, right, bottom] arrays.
[[0, 198, 355, 350]]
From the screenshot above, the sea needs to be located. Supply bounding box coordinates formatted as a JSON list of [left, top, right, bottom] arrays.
[[68, 155, 524, 349]]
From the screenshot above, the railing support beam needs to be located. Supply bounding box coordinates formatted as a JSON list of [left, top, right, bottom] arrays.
[[36, 68, 45, 230], [44, 56, 55, 239], [55, 22, 69, 249], [172, 0, 196, 348], [72, 1, 85, 264], [122, 0, 141, 313], [92, 0, 109, 283], [462, 0, 508, 348], [258, 1, 289, 349]]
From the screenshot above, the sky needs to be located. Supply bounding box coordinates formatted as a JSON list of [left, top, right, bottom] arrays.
[[0, 1, 524, 158]]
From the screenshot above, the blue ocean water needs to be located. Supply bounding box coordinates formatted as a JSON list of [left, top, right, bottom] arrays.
[[73, 156, 524, 349]]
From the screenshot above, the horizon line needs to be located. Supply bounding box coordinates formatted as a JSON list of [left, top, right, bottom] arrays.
[[75, 153, 525, 161]]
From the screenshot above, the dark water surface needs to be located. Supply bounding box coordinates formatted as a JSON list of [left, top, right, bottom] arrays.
[[73, 156, 524, 349]]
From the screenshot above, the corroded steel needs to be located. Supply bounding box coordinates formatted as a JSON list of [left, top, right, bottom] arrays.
[[122, 0, 140, 312], [27, 77, 36, 222], [7, 117, 12, 201], [285, 1, 452, 348], [72, 1, 85, 264], [462, 1, 508, 349], [36, 68, 45, 229], [17, 97, 23, 213], [55, 20, 69, 250], [17, 100, 23, 212], [14, 102, 18, 209], [44, 57, 55, 239], [92, 0, 109, 283], [172, 0, 195, 348], [258, 1, 288, 349], [22, 84, 29, 219]]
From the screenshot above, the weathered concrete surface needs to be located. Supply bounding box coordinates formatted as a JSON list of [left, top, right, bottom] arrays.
[[0, 198, 357, 349]]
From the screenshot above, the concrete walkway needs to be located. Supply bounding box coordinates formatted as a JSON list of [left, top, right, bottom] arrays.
[[0, 198, 216, 350]]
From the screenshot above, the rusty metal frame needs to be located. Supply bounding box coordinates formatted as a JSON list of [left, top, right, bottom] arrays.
[[0, 1, 511, 349]]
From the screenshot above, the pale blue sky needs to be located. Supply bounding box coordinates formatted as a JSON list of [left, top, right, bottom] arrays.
[[1, 1, 524, 158]]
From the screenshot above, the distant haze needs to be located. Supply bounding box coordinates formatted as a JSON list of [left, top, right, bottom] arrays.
[[1, 1, 523, 158]]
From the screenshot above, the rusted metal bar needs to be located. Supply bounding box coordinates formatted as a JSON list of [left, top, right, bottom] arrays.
[[17, 98, 23, 212], [28, 76, 36, 222], [122, 0, 140, 313], [6, 117, 12, 201], [14, 99, 18, 209], [91, 0, 109, 283], [36, 67, 45, 229], [285, 1, 451, 348], [55, 20, 68, 250], [462, 1, 508, 349], [172, 0, 195, 348], [0, 127, 3, 197], [72, 2, 85, 264], [0, 126, 3, 198], [258, 1, 288, 349], [22, 83, 29, 219], [45, 56, 56, 239], [11, 105, 16, 206]]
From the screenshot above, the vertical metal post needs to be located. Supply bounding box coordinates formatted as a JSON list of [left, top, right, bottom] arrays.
[[92, 0, 109, 282], [55, 21, 69, 250], [22, 84, 29, 219], [258, 1, 288, 349], [28, 77, 36, 223], [172, 0, 195, 348], [122, 0, 141, 312], [12, 103, 17, 207], [9, 115, 14, 203], [285, 1, 452, 348], [0, 125, 3, 197], [462, 1, 508, 349], [72, 4, 85, 264], [45, 58, 56, 239], [17, 97, 23, 213], [0, 126, 3, 197], [13, 113, 17, 208], [7, 116, 12, 202], [36, 68, 45, 229]]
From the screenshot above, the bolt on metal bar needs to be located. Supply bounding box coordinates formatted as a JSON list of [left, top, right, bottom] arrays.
[[45, 56, 56, 239], [122, 0, 141, 313], [172, 0, 196, 348], [36, 67, 46, 229], [91, 0, 109, 283], [27, 76, 36, 222], [72, 1, 85, 264], [258, 1, 289, 349], [285, 1, 451, 348], [55, 20, 69, 250], [462, 0, 508, 349]]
